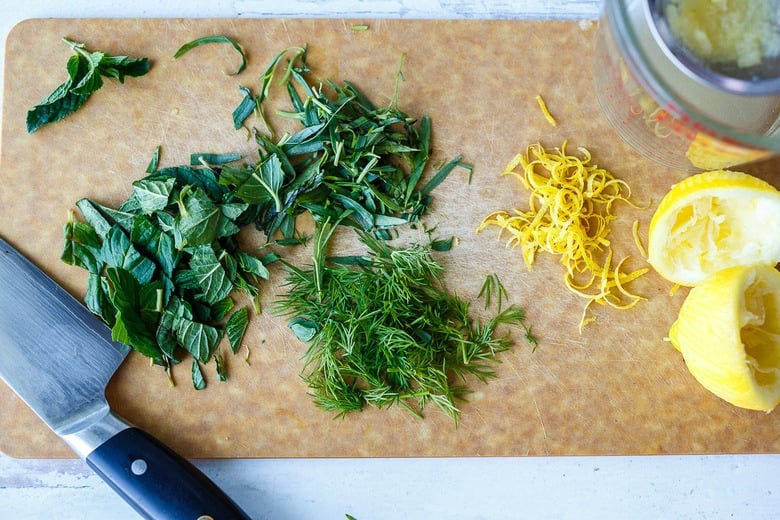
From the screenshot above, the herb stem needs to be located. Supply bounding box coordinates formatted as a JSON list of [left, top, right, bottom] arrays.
[[355, 155, 378, 185], [61, 37, 88, 57]]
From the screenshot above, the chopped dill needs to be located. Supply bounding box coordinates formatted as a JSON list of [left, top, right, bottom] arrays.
[[275, 224, 536, 424]]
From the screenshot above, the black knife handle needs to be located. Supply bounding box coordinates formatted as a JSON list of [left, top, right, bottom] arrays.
[[85, 427, 250, 520]]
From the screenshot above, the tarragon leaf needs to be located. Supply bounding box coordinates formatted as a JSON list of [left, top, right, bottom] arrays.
[[420, 156, 469, 196], [173, 35, 247, 76], [257, 46, 307, 103], [232, 86, 256, 129]]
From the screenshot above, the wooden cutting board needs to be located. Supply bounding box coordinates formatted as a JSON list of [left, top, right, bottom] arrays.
[[1, 18, 778, 459]]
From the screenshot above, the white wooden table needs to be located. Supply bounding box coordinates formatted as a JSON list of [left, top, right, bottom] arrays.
[[1, 2, 778, 518]]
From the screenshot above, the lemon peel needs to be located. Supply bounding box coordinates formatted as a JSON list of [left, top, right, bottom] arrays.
[[669, 264, 780, 412], [632, 220, 647, 258], [535, 94, 557, 127], [686, 133, 772, 170], [477, 142, 648, 329]]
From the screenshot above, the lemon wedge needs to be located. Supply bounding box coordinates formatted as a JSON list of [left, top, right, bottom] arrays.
[[647, 170, 780, 286], [669, 264, 780, 412]]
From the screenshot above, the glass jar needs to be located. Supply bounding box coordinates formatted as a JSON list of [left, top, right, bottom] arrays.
[[594, 0, 780, 171]]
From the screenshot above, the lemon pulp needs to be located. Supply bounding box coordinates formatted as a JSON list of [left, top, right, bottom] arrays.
[[666, 0, 780, 68], [647, 170, 780, 286]]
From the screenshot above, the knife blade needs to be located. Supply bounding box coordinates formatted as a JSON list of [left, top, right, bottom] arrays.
[[0, 237, 250, 519]]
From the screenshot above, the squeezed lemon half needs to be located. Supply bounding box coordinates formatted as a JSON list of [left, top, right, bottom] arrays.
[[647, 169, 780, 286], [669, 265, 780, 412]]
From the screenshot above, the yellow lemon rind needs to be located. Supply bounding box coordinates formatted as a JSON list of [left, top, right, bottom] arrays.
[[669, 265, 780, 412]]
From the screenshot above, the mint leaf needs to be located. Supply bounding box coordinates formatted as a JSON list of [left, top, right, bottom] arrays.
[[61, 215, 103, 273], [64, 155, 263, 389], [175, 187, 221, 247], [188, 245, 233, 304], [26, 38, 149, 133], [101, 225, 157, 285], [131, 215, 178, 278], [219, 154, 284, 209], [105, 267, 163, 360], [176, 316, 221, 364], [26, 55, 91, 133], [192, 360, 206, 390], [98, 54, 152, 82], [132, 177, 175, 214], [236, 251, 270, 280], [225, 307, 249, 354]]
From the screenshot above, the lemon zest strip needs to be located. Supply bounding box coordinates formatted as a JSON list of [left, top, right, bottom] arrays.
[[535, 94, 557, 127], [632, 220, 647, 258]]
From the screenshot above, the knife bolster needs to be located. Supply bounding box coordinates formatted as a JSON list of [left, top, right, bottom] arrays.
[[61, 409, 132, 459]]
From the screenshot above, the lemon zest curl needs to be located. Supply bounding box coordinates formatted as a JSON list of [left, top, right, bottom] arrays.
[[477, 142, 648, 330]]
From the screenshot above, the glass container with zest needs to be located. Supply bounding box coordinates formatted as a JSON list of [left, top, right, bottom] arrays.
[[594, 0, 780, 171]]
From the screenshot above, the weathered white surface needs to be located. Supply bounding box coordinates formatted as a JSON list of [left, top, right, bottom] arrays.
[[2, 454, 779, 518], [233, 0, 602, 18], [2, 1, 780, 519]]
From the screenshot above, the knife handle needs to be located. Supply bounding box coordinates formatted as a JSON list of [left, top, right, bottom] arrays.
[[85, 426, 250, 520]]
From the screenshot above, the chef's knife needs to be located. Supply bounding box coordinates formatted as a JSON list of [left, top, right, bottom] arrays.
[[0, 238, 250, 519]]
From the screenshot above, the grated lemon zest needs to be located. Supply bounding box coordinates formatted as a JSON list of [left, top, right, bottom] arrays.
[[632, 219, 647, 258], [535, 94, 557, 127], [477, 142, 647, 330]]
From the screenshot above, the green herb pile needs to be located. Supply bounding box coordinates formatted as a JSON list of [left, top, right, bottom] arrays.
[[62, 150, 270, 388], [222, 47, 469, 241], [59, 38, 538, 414], [27, 38, 150, 133], [277, 223, 536, 423]]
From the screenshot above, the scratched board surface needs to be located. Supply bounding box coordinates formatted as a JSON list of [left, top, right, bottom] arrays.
[[1, 18, 778, 458]]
